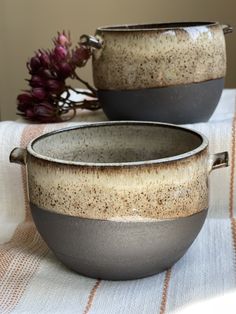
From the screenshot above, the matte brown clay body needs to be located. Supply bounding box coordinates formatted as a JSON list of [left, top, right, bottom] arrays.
[[98, 78, 224, 124], [31, 204, 208, 280]]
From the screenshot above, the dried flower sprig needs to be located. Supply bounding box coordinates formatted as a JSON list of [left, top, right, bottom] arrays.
[[17, 31, 100, 123]]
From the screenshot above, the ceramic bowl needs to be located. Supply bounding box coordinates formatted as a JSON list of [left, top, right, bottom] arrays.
[[81, 22, 233, 123], [10, 121, 228, 279]]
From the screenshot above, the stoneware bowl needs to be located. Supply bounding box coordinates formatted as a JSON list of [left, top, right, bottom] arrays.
[[9, 122, 229, 280], [80, 22, 233, 124]]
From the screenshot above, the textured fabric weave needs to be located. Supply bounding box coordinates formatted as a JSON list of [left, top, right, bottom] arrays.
[[0, 90, 235, 314]]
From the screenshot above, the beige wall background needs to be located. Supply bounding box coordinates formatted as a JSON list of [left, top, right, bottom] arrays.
[[0, 0, 235, 121]]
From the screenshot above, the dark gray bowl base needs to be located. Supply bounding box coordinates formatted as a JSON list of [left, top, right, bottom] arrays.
[[31, 204, 208, 280], [98, 78, 224, 124]]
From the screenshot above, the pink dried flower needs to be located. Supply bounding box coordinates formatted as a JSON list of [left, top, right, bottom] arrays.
[[17, 92, 33, 112], [53, 46, 68, 61], [17, 31, 99, 123], [25, 108, 35, 119], [54, 31, 71, 47], [33, 102, 58, 123], [29, 75, 45, 87], [39, 69, 54, 79], [56, 62, 75, 79], [31, 87, 47, 101], [27, 56, 41, 74], [38, 51, 51, 68], [72, 46, 91, 67], [58, 32, 71, 47], [46, 79, 64, 94], [17, 92, 32, 104]]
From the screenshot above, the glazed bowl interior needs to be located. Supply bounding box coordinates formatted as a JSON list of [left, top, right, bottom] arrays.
[[31, 123, 203, 165]]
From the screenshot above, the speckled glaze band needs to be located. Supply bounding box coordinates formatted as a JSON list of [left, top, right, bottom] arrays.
[[27, 152, 208, 220], [88, 22, 227, 90], [9, 122, 228, 221]]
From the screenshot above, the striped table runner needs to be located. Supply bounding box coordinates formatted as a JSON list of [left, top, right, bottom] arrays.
[[0, 90, 235, 314]]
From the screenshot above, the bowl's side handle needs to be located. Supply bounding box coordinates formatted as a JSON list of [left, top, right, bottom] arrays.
[[9, 147, 27, 165], [80, 34, 103, 49], [208, 151, 229, 173], [222, 24, 233, 35]]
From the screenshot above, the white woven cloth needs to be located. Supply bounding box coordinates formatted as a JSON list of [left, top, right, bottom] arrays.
[[0, 89, 236, 314]]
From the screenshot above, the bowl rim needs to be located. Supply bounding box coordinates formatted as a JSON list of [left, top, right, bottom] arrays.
[[28, 121, 208, 167], [96, 21, 219, 33]]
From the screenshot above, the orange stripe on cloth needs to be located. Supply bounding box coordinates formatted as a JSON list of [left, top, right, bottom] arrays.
[[0, 226, 47, 313], [83, 279, 102, 314], [0, 125, 46, 280], [229, 98, 236, 276], [159, 268, 172, 314], [229, 114, 236, 219], [0, 125, 48, 314]]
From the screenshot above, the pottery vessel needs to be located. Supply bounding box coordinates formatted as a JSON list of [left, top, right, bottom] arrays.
[[10, 122, 228, 280], [81, 22, 233, 123]]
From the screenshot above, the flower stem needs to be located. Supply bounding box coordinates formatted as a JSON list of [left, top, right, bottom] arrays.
[[60, 108, 77, 121], [66, 86, 96, 98], [73, 71, 97, 95]]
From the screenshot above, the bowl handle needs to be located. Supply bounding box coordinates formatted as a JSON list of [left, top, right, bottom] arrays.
[[208, 151, 229, 173], [80, 34, 103, 49], [222, 24, 233, 35], [9, 147, 27, 165]]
